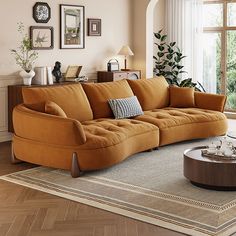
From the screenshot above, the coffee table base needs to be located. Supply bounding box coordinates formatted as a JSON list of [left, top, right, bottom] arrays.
[[190, 181, 236, 191], [184, 146, 236, 191]]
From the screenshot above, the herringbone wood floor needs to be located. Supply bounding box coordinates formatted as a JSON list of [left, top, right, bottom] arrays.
[[1, 118, 236, 236], [0, 141, 185, 236]]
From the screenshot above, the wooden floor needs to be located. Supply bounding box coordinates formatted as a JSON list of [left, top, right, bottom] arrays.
[[0, 142, 185, 236], [0, 119, 235, 236]]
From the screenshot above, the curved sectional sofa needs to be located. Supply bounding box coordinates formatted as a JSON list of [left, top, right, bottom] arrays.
[[12, 76, 228, 177]]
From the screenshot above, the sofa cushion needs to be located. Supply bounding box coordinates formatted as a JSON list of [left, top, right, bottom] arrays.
[[169, 86, 195, 108], [135, 108, 227, 146], [45, 101, 67, 117], [82, 80, 134, 119], [127, 76, 169, 110], [108, 96, 143, 119], [195, 92, 226, 112], [22, 83, 93, 122], [81, 118, 159, 149]]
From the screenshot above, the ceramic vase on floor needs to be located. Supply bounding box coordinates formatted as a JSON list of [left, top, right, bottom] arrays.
[[19, 70, 35, 86]]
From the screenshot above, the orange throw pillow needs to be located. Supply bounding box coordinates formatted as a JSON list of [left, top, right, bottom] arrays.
[[45, 101, 67, 117], [169, 86, 195, 108]]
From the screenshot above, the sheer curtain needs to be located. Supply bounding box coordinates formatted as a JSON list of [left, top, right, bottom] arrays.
[[165, 0, 203, 84]]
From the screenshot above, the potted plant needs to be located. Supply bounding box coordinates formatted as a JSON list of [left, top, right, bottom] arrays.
[[11, 22, 38, 85], [153, 29, 205, 92]]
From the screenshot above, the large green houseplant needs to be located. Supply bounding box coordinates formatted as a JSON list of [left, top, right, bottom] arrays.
[[153, 29, 205, 92], [11, 22, 38, 85]]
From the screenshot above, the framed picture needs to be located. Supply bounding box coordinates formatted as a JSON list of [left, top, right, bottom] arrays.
[[33, 2, 51, 23], [30, 26, 54, 50], [64, 65, 82, 81], [60, 4, 85, 49], [88, 19, 101, 36]]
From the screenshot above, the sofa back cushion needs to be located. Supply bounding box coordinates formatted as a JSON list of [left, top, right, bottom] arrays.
[[169, 86, 195, 108], [22, 83, 93, 121], [82, 80, 134, 119], [127, 76, 169, 110]]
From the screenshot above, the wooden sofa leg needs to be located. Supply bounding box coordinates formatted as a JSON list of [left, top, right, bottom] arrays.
[[71, 153, 83, 178], [146, 148, 153, 152], [11, 144, 22, 164]]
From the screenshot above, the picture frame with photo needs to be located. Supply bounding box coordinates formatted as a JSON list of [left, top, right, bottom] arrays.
[[88, 18, 101, 36], [60, 4, 85, 49], [64, 65, 82, 81], [33, 2, 51, 23], [30, 26, 54, 50]]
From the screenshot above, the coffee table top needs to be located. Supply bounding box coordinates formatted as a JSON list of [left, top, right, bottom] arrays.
[[184, 146, 236, 164], [228, 131, 236, 139]]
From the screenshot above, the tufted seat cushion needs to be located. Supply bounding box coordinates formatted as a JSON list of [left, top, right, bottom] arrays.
[[80, 119, 159, 149], [59, 118, 160, 170], [135, 108, 228, 146]]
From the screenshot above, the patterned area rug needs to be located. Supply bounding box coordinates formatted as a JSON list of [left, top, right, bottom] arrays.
[[1, 138, 236, 236]]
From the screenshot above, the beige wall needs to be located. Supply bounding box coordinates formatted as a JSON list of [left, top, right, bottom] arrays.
[[132, 0, 165, 78], [132, 0, 149, 77], [0, 0, 132, 80], [154, 0, 166, 32]]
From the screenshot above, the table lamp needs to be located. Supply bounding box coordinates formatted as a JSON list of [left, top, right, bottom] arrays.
[[118, 45, 134, 71]]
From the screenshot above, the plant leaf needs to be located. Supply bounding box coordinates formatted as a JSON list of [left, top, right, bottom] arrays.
[[154, 33, 161, 39], [158, 45, 165, 51], [161, 35, 168, 42], [166, 54, 173, 60]]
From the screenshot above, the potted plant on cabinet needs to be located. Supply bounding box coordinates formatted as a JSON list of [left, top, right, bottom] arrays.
[[11, 22, 38, 85]]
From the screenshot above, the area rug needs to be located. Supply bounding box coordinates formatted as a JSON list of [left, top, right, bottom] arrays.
[[1, 138, 236, 236]]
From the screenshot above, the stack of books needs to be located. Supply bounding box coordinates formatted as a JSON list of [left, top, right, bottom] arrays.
[[32, 67, 54, 85]]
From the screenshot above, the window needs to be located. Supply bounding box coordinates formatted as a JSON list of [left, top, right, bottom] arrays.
[[203, 0, 236, 111]]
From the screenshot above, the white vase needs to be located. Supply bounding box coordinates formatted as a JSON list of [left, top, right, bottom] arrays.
[[19, 70, 35, 86]]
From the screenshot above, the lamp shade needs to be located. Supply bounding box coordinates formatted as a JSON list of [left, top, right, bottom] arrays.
[[118, 45, 134, 56]]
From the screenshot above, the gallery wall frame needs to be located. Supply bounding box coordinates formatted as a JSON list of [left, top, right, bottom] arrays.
[[60, 4, 85, 49], [88, 18, 101, 36], [33, 2, 51, 23], [30, 26, 54, 50]]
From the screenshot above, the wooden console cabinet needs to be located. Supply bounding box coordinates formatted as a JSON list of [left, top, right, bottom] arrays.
[[97, 70, 141, 83]]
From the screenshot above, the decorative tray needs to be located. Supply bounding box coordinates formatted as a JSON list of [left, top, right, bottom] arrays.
[[201, 149, 236, 160]]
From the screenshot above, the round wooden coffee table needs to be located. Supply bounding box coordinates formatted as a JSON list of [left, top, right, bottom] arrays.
[[228, 131, 236, 139], [184, 146, 236, 190]]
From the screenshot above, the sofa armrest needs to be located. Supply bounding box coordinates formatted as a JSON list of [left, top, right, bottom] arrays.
[[13, 104, 86, 146], [194, 92, 226, 112]]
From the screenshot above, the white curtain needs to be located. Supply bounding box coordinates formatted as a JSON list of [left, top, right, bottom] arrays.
[[165, 0, 203, 84]]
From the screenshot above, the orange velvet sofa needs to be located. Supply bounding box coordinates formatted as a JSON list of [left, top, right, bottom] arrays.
[[12, 77, 227, 177]]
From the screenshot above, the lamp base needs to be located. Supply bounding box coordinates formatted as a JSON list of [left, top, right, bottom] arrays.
[[121, 69, 131, 71]]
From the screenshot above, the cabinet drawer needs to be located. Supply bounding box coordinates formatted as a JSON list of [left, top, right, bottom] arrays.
[[127, 71, 140, 80], [113, 73, 128, 81]]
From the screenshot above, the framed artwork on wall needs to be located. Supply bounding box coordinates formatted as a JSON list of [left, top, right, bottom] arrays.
[[60, 4, 85, 49], [30, 26, 54, 50], [88, 18, 101, 36], [33, 2, 51, 23]]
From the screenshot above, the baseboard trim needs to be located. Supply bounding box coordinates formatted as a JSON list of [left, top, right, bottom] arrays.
[[0, 132, 12, 142], [225, 112, 236, 119]]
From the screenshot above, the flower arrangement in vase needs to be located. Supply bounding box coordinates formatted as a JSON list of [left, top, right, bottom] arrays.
[[11, 22, 38, 85]]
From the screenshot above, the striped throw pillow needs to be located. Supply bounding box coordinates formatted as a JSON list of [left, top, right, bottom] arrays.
[[108, 96, 144, 119]]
